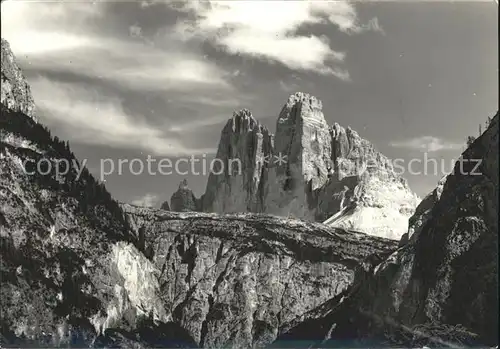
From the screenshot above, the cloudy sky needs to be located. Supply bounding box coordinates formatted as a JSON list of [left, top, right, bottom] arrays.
[[1, 0, 498, 208]]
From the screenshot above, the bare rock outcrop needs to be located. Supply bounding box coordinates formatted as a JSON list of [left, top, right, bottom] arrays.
[[160, 200, 171, 211], [170, 179, 200, 212], [266, 92, 333, 221], [1, 38, 36, 121], [0, 43, 399, 348], [120, 205, 397, 348], [276, 112, 499, 348], [203, 92, 419, 239], [202, 109, 273, 213]]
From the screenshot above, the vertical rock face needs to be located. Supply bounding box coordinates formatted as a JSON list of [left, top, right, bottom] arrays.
[[267, 92, 333, 220], [120, 206, 398, 349], [321, 124, 420, 239], [203, 92, 419, 239], [170, 179, 200, 212], [0, 39, 36, 121], [278, 113, 499, 348], [202, 109, 273, 213]]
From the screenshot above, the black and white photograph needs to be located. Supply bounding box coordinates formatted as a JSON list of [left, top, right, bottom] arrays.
[[0, 0, 498, 347]]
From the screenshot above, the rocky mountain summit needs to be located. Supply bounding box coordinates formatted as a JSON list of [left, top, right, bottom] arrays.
[[202, 108, 273, 214], [0, 38, 36, 121], [170, 179, 201, 212], [1, 36, 497, 349], [202, 92, 420, 240], [274, 112, 499, 348]]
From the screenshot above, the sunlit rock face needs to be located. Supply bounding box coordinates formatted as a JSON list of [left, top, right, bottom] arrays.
[[120, 205, 398, 348], [202, 109, 273, 214], [266, 92, 333, 221], [203, 92, 420, 240], [1, 39, 36, 121], [275, 112, 499, 348]]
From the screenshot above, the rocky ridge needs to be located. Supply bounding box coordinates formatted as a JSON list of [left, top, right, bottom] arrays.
[[202, 92, 420, 239], [0, 38, 36, 121], [274, 112, 499, 348], [0, 36, 399, 348], [120, 205, 398, 348], [1, 35, 497, 349]]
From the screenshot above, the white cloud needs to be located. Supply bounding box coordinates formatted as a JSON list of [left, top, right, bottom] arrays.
[[170, 0, 383, 78], [390, 136, 464, 153], [1, 1, 232, 92], [131, 193, 159, 207], [31, 77, 216, 156]]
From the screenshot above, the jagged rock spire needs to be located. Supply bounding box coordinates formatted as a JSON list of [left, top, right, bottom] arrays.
[[200, 92, 419, 239]]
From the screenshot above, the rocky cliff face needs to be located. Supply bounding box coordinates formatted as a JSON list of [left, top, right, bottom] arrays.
[[202, 109, 273, 214], [266, 93, 333, 221], [2, 35, 496, 349], [275, 112, 499, 348], [0, 37, 400, 348], [0, 37, 193, 348], [170, 179, 201, 212], [203, 92, 419, 240], [120, 205, 397, 348], [0, 39, 36, 121]]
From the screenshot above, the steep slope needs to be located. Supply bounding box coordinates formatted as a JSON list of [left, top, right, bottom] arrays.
[[1, 39, 36, 121], [203, 92, 419, 239], [121, 205, 398, 348], [0, 37, 401, 348], [203, 109, 273, 213], [0, 37, 195, 348], [275, 112, 499, 348], [0, 107, 178, 347]]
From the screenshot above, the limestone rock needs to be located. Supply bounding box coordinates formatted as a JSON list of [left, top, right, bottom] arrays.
[[203, 92, 419, 239], [170, 179, 200, 212], [1, 38, 36, 121], [120, 205, 398, 348], [319, 123, 419, 240], [160, 200, 171, 211], [266, 92, 333, 221], [0, 87, 398, 348], [277, 112, 499, 348], [202, 109, 273, 213]]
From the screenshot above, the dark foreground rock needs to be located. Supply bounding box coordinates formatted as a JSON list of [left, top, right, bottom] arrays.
[[0, 100, 398, 349], [121, 205, 397, 348], [274, 113, 499, 348], [1, 35, 497, 349]]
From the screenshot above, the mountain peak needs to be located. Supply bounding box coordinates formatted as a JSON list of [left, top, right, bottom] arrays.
[[286, 92, 323, 110], [203, 92, 419, 239], [226, 108, 268, 134], [1, 38, 37, 121]]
